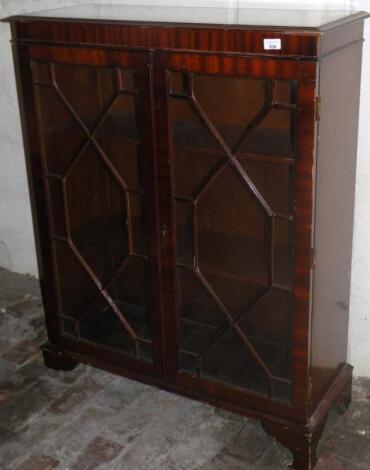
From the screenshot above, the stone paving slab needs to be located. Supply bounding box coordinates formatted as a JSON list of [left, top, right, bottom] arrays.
[[0, 267, 40, 311], [0, 266, 369, 469]]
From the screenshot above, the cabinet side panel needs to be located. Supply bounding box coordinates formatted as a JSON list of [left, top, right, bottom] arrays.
[[319, 20, 364, 56], [310, 39, 363, 408]]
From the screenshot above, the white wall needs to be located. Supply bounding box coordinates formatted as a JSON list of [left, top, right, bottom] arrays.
[[0, 0, 369, 376], [0, 0, 89, 274]]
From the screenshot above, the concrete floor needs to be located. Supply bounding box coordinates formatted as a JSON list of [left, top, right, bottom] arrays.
[[0, 267, 369, 469]]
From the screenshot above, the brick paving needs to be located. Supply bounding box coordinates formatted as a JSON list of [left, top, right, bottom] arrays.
[[0, 266, 369, 469]]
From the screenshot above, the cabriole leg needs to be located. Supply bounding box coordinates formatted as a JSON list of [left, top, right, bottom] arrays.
[[261, 420, 325, 470]]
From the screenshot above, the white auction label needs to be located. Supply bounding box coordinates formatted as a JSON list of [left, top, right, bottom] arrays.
[[263, 38, 282, 50]]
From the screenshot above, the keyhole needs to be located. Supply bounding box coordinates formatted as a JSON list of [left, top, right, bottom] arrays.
[[161, 223, 168, 242]]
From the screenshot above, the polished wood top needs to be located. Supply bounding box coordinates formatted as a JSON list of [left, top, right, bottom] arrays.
[[3, 4, 369, 31]]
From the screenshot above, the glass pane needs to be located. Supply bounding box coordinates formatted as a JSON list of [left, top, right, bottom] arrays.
[[180, 351, 198, 375], [95, 93, 140, 193], [177, 268, 227, 331], [273, 381, 291, 402], [239, 288, 292, 381], [177, 268, 228, 373], [170, 97, 225, 197], [79, 300, 151, 361], [175, 200, 193, 267], [34, 62, 153, 362], [170, 71, 296, 401], [65, 143, 128, 283], [78, 256, 151, 358], [53, 63, 117, 130], [108, 256, 149, 318], [197, 164, 269, 282], [36, 86, 86, 175], [62, 316, 77, 336], [131, 193, 146, 256], [171, 98, 220, 153], [240, 108, 295, 158], [53, 240, 100, 320], [237, 159, 293, 216], [193, 74, 266, 151], [201, 328, 270, 395], [201, 270, 266, 319], [173, 147, 225, 197], [79, 298, 137, 355], [180, 312, 218, 359], [96, 93, 139, 145]]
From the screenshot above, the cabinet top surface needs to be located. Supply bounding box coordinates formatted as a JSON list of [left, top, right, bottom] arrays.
[[3, 3, 369, 31]]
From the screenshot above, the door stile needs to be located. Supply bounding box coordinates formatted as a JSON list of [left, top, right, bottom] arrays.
[[290, 62, 318, 420], [153, 54, 181, 381], [129, 51, 165, 374]]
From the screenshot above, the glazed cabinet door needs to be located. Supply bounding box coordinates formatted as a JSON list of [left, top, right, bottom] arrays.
[[20, 45, 162, 376], [154, 52, 317, 418]]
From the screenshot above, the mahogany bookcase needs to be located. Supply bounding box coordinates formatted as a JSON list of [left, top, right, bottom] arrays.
[[4, 6, 369, 469]]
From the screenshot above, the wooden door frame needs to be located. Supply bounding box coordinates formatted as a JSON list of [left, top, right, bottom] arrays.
[[14, 43, 164, 378], [153, 50, 318, 422]]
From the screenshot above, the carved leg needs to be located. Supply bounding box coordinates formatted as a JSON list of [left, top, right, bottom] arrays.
[[260, 368, 353, 469], [41, 342, 78, 371], [261, 420, 326, 470]]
